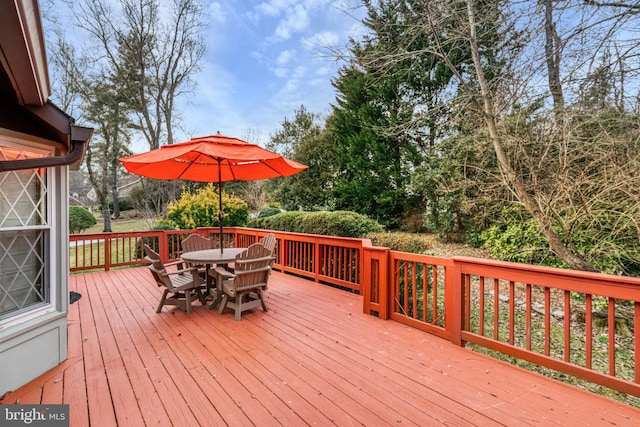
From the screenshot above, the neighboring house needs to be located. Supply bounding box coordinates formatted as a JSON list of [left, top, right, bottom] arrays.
[[0, 1, 92, 394]]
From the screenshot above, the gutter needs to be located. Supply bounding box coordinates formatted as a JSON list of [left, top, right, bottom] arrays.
[[0, 126, 93, 172]]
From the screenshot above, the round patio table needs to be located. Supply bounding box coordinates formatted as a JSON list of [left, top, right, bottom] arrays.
[[181, 248, 245, 309]]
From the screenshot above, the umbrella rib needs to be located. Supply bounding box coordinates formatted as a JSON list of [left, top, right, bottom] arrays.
[[173, 159, 194, 181]]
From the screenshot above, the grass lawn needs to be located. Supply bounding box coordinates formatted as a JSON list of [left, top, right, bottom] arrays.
[[82, 217, 156, 234]]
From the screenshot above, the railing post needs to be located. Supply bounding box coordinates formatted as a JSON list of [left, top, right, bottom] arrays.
[[379, 248, 390, 319], [159, 231, 169, 263], [362, 245, 372, 315], [281, 236, 289, 275], [314, 238, 321, 282], [361, 243, 390, 319], [448, 259, 465, 346], [104, 234, 111, 271]]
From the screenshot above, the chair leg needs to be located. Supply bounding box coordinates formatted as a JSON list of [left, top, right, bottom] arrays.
[[234, 295, 242, 321], [257, 289, 268, 312], [218, 294, 229, 315], [195, 287, 206, 305], [157, 289, 169, 313], [185, 290, 193, 313]]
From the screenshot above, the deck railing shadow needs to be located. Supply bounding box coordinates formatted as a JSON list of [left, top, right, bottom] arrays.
[[70, 227, 640, 398]]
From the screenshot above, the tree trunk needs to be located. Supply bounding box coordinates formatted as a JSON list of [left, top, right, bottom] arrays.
[[465, 0, 597, 272], [111, 189, 120, 220], [111, 167, 120, 220], [102, 206, 112, 233], [542, 0, 565, 112]]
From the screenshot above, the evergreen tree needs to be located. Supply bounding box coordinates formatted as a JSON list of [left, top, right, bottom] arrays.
[[329, 0, 455, 227]]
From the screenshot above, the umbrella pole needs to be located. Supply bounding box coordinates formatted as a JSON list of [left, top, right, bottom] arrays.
[[218, 160, 224, 253]]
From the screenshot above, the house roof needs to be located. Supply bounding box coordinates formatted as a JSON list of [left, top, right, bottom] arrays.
[[0, 0, 92, 170]]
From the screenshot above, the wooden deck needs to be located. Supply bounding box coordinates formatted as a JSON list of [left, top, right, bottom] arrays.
[[3, 268, 640, 426]]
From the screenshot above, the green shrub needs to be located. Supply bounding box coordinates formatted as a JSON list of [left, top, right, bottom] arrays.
[[108, 198, 133, 212], [151, 221, 176, 231], [166, 184, 248, 229], [257, 207, 282, 218], [298, 211, 383, 238], [366, 232, 436, 254], [69, 206, 96, 233], [250, 210, 383, 238], [250, 211, 306, 231], [480, 205, 567, 268]]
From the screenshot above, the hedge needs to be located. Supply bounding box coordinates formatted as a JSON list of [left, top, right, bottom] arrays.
[[249, 210, 382, 238]]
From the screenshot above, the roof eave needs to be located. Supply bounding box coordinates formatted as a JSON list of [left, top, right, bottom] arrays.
[[0, 0, 50, 106]]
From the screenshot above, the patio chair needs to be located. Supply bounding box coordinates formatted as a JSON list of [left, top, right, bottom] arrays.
[[259, 233, 277, 260], [257, 233, 277, 288], [214, 242, 272, 321], [181, 233, 211, 274], [143, 244, 206, 314]]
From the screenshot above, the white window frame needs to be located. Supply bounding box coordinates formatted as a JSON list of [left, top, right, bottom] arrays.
[[0, 129, 58, 329]]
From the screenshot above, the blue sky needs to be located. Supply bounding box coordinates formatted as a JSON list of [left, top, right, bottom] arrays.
[[46, 0, 365, 151], [182, 0, 365, 148]]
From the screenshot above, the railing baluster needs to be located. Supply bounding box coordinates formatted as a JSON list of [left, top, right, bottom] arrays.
[[564, 290, 571, 363], [479, 276, 485, 336], [509, 281, 515, 345], [410, 261, 417, 319], [422, 264, 428, 323], [494, 278, 500, 341], [403, 261, 409, 315], [635, 301, 640, 384], [526, 283, 532, 350], [586, 293, 593, 370], [544, 287, 551, 356], [609, 297, 616, 377], [432, 266, 438, 326]]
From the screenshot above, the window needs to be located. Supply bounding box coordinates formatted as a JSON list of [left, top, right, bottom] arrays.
[[0, 139, 51, 321]]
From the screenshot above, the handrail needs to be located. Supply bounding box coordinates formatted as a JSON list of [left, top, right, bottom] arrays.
[[69, 227, 640, 398]]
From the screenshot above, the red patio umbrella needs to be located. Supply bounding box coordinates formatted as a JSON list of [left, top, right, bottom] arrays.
[[119, 134, 307, 251]]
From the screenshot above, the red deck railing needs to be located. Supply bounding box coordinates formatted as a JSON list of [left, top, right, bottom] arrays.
[[69, 227, 640, 398]]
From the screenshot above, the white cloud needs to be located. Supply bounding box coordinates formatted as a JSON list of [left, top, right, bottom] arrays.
[[251, 50, 264, 62], [257, 0, 294, 17], [274, 67, 288, 78], [303, 30, 341, 50], [268, 50, 297, 78], [277, 49, 297, 66], [276, 65, 307, 98], [208, 2, 227, 24], [315, 66, 331, 76], [274, 4, 310, 40], [245, 10, 261, 25]]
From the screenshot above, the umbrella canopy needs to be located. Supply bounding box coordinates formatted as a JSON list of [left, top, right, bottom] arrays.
[[119, 134, 307, 251], [119, 134, 307, 182]]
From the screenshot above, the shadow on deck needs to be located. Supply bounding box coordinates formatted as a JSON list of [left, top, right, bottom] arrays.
[[2, 267, 640, 426]]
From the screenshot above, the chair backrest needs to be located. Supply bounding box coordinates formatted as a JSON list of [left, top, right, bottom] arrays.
[[181, 234, 211, 268], [258, 233, 276, 254], [143, 244, 171, 289], [182, 234, 211, 253], [232, 243, 273, 292]]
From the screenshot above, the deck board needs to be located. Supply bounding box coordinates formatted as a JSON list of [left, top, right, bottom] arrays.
[[3, 267, 640, 426]]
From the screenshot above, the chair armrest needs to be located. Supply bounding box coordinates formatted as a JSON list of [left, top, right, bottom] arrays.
[[211, 266, 235, 279], [163, 266, 200, 277], [232, 265, 272, 277], [234, 255, 274, 268], [165, 259, 185, 268]]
